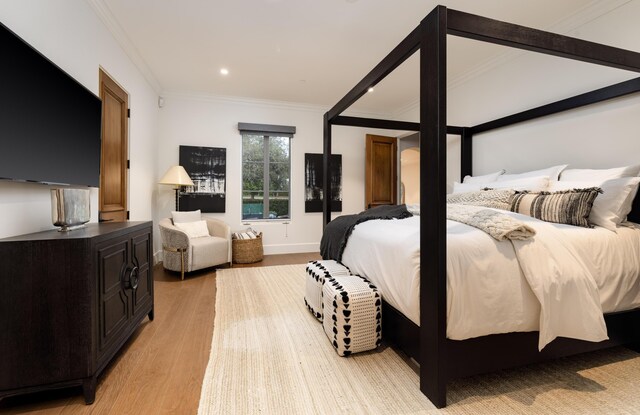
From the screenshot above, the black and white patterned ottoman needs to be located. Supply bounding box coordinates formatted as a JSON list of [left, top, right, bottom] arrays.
[[304, 260, 350, 321], [322, 274, 382, 357]]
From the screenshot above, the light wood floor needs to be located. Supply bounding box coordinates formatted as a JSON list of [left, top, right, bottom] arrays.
[[0, 252, 320, 415]]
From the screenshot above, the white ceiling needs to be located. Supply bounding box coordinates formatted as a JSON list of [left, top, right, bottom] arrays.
[[99, 0, 610, 113]]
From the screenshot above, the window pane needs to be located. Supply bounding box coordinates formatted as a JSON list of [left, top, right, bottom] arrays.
[[242, 193, 263, 220], [242, 134, 264, 162], [269, 160, 290, 192], [269, 136, 289, 161], [269, 192, 289, 219], [242, 161, 263, 193], [242, 133, 264, 220]]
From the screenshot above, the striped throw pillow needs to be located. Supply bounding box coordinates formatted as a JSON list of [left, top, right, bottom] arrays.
[[509, 188, 601, 228]]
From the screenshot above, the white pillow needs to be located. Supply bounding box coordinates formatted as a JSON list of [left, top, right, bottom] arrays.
[[462, 169, 505, 184], [174, 220, 210, 238], [559, 165, 640, 182], [406, 204, 420, 215], [548, 177, 640, 231], [172, 209, 201, 223], [497, 164, 567, 182], [453, 176, 550, 194]]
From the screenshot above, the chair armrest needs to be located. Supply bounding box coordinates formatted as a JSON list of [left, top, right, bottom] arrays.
[[205, 218, 232, 263], [159, 221, 190, 250], [205, 218, 231, 240]]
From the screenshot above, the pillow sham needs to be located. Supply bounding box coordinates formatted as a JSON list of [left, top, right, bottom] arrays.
[[174, 220, 210, 238], [548, 177, 640, 231], [497, 164, 567, 182], [447, 189, 513, 210], [452, 176, 550, 194], [462, 169, 505, 184], [559, 165, 640, 182], [509, 188, 601, 228], [172, 209, 202, 224]]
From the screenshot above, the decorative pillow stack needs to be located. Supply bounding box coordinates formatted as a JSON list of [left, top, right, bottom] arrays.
[[450, 164, 640, 229]]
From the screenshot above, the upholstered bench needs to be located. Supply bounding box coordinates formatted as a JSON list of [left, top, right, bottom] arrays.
[[322, 274, 382, 356], [304, 260, 350, 321]]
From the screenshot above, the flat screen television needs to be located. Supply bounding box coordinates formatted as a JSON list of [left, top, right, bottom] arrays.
[[0, 22, 102, 187]]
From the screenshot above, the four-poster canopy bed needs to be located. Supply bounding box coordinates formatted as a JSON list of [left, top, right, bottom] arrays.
[[321, 5, 640, 409]]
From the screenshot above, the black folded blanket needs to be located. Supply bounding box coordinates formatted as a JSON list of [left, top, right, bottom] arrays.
[[320, 204, 413, 261]]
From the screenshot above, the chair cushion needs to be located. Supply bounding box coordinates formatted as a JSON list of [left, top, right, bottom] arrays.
[[190, 236, 229, 270], [174, 220, 210, 238]]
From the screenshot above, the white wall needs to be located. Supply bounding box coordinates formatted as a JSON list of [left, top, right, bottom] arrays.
[[397, 1, 640, 188], [400, 148, 420, 204], [0, 0, 158, 239], [155, 93, 394, 256]]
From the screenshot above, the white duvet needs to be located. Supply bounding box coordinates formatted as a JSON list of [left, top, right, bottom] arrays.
[[340, 213, 640, 349]]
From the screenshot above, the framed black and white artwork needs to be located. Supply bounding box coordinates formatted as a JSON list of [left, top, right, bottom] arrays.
[[305, 153, 342, 213], [178, 145, 226, 213]]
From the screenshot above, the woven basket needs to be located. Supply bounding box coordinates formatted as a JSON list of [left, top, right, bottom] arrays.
[[232, 233, 264, 264]]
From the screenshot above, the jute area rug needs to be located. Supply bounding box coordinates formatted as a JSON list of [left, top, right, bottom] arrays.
[[198, 264, 640, 415]]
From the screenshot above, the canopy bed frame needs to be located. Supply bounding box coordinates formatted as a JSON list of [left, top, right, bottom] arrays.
[[321, 5, 640, 409]]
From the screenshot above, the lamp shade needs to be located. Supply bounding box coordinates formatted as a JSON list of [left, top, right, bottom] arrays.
[[159, 165, 194, 186]]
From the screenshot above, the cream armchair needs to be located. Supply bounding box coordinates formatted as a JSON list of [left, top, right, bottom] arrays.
[[159, 217, 232, 279]]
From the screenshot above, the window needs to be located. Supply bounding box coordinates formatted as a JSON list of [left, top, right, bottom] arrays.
[[239, 123, 295, 220]]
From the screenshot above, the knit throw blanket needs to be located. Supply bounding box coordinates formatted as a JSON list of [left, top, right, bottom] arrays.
[[447, 203, 536, 241]]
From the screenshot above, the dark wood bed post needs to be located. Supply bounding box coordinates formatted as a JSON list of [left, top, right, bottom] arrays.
[[322, 112, 332, 228], [419, 5, 448, 408], [460, 127, 473, 179]]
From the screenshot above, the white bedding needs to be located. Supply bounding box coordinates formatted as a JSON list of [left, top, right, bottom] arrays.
[[340, 213, 640, 348]]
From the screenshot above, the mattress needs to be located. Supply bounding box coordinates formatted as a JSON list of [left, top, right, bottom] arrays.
[[341, 214, 640, 344]]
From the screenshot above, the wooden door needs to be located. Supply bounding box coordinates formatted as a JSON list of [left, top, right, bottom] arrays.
[[99, 69, 128, 222], [365, 134, 397, 209]]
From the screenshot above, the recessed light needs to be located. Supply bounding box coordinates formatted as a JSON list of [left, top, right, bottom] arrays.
[[220, 68, 229, 75], [368, 87, 374, 93]]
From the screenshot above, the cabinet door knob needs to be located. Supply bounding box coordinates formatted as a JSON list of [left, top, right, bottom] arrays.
[[123, 266, 139, 290]]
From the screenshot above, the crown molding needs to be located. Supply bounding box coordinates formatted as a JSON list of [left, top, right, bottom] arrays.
[[84, 0, 162, 93], [161, 90, 394, 119]]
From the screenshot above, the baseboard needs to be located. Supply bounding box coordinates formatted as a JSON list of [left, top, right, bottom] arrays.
[[153, 244, 317, 264], [263, 242, 319, 255], [153, 250, 163, 265]]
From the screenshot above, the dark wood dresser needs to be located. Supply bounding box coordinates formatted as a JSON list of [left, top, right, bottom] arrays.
[[0, 221, 154, 404]]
